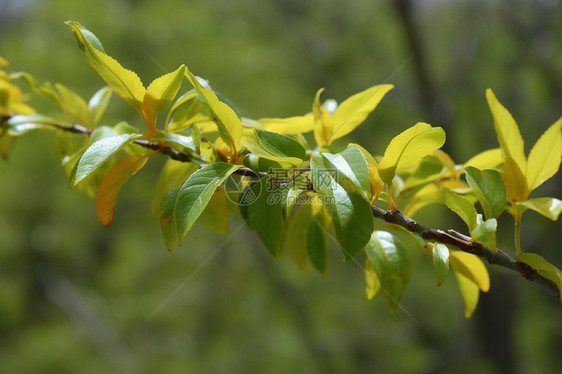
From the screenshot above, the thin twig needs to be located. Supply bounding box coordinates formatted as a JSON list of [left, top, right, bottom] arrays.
[[371, 205, 560, 299]]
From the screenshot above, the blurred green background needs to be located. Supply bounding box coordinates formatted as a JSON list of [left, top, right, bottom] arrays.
[[1, 0, 561, 373]]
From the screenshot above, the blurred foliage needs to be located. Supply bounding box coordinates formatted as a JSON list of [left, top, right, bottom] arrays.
[[0, 0, 561, 373]]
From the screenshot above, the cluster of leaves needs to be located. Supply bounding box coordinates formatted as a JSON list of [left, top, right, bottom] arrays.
[[1, 22, 561, 317]]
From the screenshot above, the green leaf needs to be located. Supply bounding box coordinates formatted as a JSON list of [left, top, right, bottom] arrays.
[[347, 143, 384, 200], [464, 166, 506, 219], [247, 176, 284, 258], [449, 250, 490, 292], [156, 126, 201, 154], [151, 159, 198, 216], [378, 123, 446, 185], [184, 69, 242, 157], [322, 146, 371, 200], [485, 88, 526, 173], [72, 133, 139, 186], [242, 136, 303, 166], [364, 230, 412, 314], [88, 86, 113, 125], [174, 162, 241, 244], [516, 253, 562, 302], [66, 22, 146, 113], [329, 84, 393, 142], [470, 215, 497, 251], [432, 243, 450, 286], [142, 65, 187, 134], [444, 189, 477, 232], [515, 198, 562, 221], [525, 117, 562, 192], [454, 269, 480, 318], [307, 219, 328, 275], [254, 129, 306, 160], [365, 258, 381, 300], [311, 155, 374, 260], [160, 188, 180, 251]]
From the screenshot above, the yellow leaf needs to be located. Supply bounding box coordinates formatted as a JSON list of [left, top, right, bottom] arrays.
[[329, 84, 393, 142], [66, 22, 146, 113], [142, 64, 187, 135], [258, 114, 314, 135], [96, 154, 148, 227], [184, 68, 242, 158], [525, 117, 562, 192], [464, 148, 503, 170], [312, 88, 334, 147], [365, 257, 381, 300], [378, 123, 446, 185], [449, 250, 490, 292], [503, 155, 529, 202], [485, 89, 526, 173], [454, 270, 480, 318]]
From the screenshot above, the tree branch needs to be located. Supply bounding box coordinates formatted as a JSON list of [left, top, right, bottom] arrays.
[[1, 115, 264, 177], [371, 205, 560, 299]]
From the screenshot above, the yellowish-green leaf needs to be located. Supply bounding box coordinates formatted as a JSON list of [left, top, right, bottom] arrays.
[[464, 148, 503, 170], [151, 159, 199, 216], [96, 154, 148, 227], [403, 184, 445, 217], [312, 88, 334, 147], [285, 204, 311, 273], [198, 188, 230, 234], [449, 250, 490, 292], [258, 114, 314, 135], [485, 88, 526, 173], [526, 117, 562, 192], [55, 83, 93, 127], [516, 253, 562, 303], [66, 21, 146, 113], [184, 69, 242, 158], [142, 64, 187, 134], [329, 84, 393, 142], [378, 123, 446, 185], [515, 197, 562, 221], [365, 258, 381, 300], [444, 189, 477, 232], [454, 270, 480, 318]]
